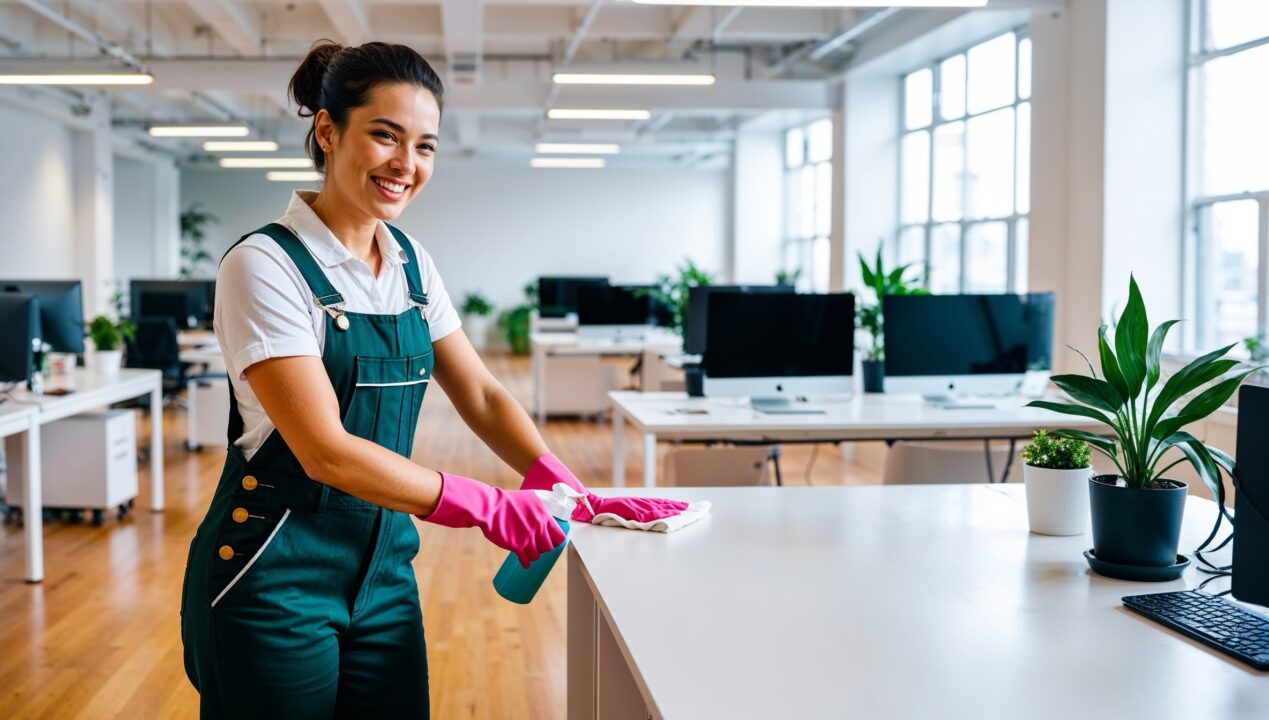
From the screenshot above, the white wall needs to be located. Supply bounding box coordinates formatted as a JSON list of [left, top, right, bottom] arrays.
[[114, 156, 156, 281], [181, 163, 729, 310], [731, 126, 785, 285], [0, 102, 77, 279]]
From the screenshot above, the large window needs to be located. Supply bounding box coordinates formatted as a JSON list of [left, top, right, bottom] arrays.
[[1185, 0, 1269, 355], [784, 118, 832, 292], [896, 30, 1031, 294]]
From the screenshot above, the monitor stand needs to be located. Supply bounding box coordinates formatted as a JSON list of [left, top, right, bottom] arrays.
[[922, 394, 996, 410], [750, 397, 826, 415]]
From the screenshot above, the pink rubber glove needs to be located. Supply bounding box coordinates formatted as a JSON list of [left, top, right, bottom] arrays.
[[520, 454, 689, 524], [420, 472, 566, 568]]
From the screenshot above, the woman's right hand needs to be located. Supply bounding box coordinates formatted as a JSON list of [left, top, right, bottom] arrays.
[[419, 473, 566, 567]]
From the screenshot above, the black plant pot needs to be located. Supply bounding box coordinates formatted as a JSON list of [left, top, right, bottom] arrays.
[[685, 364, 704, 397], [1088, 474, 1187, 568], [862, 360, 885, 393]]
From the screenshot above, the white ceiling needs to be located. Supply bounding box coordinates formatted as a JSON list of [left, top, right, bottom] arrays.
[[0, 1, 950, 166]]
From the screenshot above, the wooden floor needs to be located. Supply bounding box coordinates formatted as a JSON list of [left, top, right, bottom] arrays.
[[0, 352, 879, 718]]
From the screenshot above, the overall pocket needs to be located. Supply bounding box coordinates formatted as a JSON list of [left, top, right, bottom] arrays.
[[206, 501, 292, 608], [345, 352, 433, 455]]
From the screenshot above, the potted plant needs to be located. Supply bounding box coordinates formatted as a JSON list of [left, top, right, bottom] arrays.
[[87, 310, 136, 376], [775, 268, 801, 287], [497, 283, 538, 355], [855, 249, 927, 393], [1027, 276, 1259, 579], [1021, 430, 1092, 536], [643, 259, 715, 340], [461, 291, 495, 350], [180, 203, 218, 279]]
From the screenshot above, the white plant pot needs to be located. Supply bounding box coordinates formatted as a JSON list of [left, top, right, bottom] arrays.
[[96, 349, 123, 377], [1023, 464, 1093, 536], [464, 314, 491, 350]]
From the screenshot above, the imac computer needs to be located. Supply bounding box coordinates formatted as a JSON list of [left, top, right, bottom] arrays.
[[883, 293, 1054, 401], [0, 293, 40, 385], [0, 280, 84, 354], [684, 284, 795, 356], [576, 284, 657, 340], [131, 279, 214, 330], [538, 276, 609, 319], [702, 292, 854, 412]]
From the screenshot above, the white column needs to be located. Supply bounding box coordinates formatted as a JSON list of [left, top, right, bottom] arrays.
[[828, 101, 847, 293], [732, 124, 785, 284], [153, 158, 182, 277], [71, 94, 115, 317]]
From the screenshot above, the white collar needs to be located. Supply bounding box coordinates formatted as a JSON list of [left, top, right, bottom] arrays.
[[281, 190, 409, 269]]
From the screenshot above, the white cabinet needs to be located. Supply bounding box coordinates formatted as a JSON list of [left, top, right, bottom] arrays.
[[190, 377, 231, 449], [9, 410, 138, 516]]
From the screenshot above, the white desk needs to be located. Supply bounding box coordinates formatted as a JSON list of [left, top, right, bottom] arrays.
[[4, 368, 164, 582], [531, 332, 681, 424], [567, 485, 1268, 720], [608, 391, 1107, 487], [0, 402, 40, 582]]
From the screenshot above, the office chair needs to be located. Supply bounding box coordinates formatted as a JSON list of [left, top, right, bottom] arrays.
[[664, 445, 777, 487], [126, 317, 191, 403]]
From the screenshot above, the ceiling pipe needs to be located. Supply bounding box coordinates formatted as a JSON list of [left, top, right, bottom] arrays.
[[18, 0, 150, 73], [766, 7, 900, 78]]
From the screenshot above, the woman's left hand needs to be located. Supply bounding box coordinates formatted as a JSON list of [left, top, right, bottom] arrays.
[[519, 454, 689, 524]]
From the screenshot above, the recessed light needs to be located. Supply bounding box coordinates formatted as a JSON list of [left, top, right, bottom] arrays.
[[530, 158, 607, 169], [0, 72, 154, 85], [547, 109, 652, 121], [203, 141, 280, 152], [219, 157, 314, 169], [149, 125, 250, 138], [552, 73, 715, 86], [534, 143, 622, 155], [267, 171, 324, 182]]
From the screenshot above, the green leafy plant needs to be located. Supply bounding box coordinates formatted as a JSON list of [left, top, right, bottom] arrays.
[[775, 268, 801, 287], [1027, 276, 1261, 499], [1021, 429, 1091, 470], [461, 292, 494, 317], [180, 204, 218, 279], [855, 248, 928, 362], [497, 283, 538, 355], [1245, 333, 1268, 364], [87, 314, 135, 352], [641, 259, 715, 339]]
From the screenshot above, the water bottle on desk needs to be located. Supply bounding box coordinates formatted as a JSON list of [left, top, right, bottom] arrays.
[[493, 485, 584, 604]]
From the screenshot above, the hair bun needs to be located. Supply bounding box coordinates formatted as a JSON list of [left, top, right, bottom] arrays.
[[288, 40, 343, 117]]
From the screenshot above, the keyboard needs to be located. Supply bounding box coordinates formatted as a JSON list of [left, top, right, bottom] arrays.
[[1123, 590, 1269, 670]]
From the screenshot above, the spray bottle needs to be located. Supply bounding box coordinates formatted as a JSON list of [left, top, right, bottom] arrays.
[[493, 484, 588, 604]]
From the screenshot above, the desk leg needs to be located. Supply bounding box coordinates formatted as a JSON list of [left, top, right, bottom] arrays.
[[21, 428, 43, 583], [612, 410, 625, 488], [643, 432, 657, 488], [150, 385, 165, 512], [567, 547, 596, 720]]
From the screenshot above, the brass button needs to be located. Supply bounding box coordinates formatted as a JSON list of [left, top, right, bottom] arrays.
[[232, 507, 249, 524], [218, 545, 235, 561], [242, 475, 258, 491]]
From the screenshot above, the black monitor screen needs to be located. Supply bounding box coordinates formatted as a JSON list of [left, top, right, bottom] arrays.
[[703, 293, 855, 378], [0, 280, 84, 354], [131, 280, 213, 330], [576, 284, 655, 326], [0, 293, 39, 383], [1234, 385, 1269, 606], [883, 293, 1055, 377], [685, 285, 795, 355], [538, 277, 609, 318]]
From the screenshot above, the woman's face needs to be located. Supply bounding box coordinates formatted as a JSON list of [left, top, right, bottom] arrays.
[[316, 82, 441, 222]]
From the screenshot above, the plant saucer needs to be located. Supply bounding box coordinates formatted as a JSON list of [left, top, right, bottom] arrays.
[[1083, 549, 1191, 582]]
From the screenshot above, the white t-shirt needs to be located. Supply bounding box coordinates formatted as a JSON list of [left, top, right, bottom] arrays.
[[215, 190, 461, 460]]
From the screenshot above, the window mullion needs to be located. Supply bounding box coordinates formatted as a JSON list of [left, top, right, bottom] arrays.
[[1259, 198, 1269, 342]]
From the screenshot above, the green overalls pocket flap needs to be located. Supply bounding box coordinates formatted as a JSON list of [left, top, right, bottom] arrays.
[[354, 352, 433, 387]]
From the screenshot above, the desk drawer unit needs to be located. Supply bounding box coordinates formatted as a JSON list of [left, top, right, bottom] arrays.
[[9, 410, 139, 510]]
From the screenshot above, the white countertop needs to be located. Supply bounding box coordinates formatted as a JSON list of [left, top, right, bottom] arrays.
[[570, 485, 1268, 719]]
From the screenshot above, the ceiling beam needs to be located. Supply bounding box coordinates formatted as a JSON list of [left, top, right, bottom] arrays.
[[440, 0, 484, 83], [316, 0, 371, 46], [184, 0, 260, 58]]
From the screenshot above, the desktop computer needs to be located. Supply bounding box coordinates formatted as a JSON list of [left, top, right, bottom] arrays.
[[130, 279, 214, 330], [538, 276, 609, 319], [0, 280, 84, 354], [576, 284, 657, 339], [883, 293, 1054, 400], [684, 285, 795, 356], [702, 292, 854, 412], [0, 293, 40, 386]]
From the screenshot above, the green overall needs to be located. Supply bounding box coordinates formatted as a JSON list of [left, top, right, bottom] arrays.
[[181, 222, 434, 718]]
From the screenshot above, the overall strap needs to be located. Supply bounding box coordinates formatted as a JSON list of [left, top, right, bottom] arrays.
[[385, 223, 428, 307]]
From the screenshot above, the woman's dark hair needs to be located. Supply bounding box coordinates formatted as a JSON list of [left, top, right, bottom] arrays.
[[288, 40, 444, 172]]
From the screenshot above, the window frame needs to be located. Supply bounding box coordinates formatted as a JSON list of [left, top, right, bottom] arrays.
[[783, 117, 833, 292], [895, 27, 1031, 294], [1183, 0, 1269, 355]]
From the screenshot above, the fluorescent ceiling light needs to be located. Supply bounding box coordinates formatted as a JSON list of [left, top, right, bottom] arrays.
[[531, 158, 607, 169], [150, 125, 250, 138], [632, 0, 985, 5], [552, 73, 715, 86], [267, 171, 324, 182], [203, 140, 280, 152], [547, 109, 652, 121], [0, 72, 154, 85], [219, 157, 314, 169], [535, 143, 621, 155]]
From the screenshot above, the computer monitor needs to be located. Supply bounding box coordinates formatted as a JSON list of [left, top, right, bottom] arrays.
[[684, 285, 795, 355], [537, 276, 609, 319], [0, 280, 84, 354], [576, 284, 656, 338], [0, 293, 40, 384], [883, 293, 1055, 398], [1233, 385, 1269, 607], [702, 292, 855, 408], [130, 279, 213, 330]]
